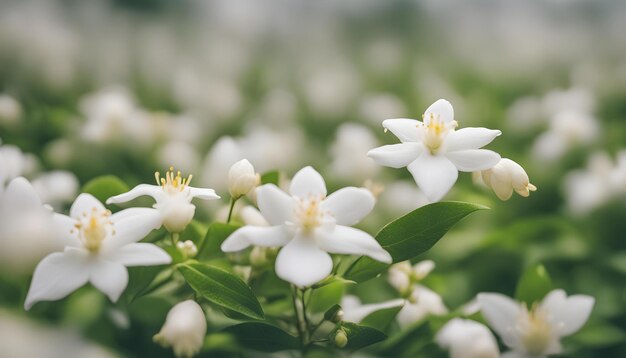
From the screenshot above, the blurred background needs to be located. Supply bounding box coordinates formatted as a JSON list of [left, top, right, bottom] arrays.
[[1, 0, 625, 356]]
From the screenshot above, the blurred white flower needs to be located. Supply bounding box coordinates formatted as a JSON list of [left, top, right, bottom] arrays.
[[359, 93, 407, 125], [25, 194, 170, 309], [379, 181, 429, 215], [201, 136, 245, 192], [368, 99, 501, 202], [154, 300, 207, 358], [222, 166, 391, 287], [340, 295, 404, 324], [0, 143, 38, 189], [329, 123, 380, 181], [532, 110, 599, 162], [480, 158, 537, 201], [107, 167, 220, 233], [0, 177, 60, 274], [436, 318, 500, 358], [156, 141, 201, 175], [0, 94, 22, 125], [478, 289, 594, 357], [32, 170, 79, 209], [397, 286, 448, 327], [388, 260, 435, 296], [302, 61, 359, 119], [228, 159, 258, 199], [542, 87, 595, 118], [506, 96, 543, 132]]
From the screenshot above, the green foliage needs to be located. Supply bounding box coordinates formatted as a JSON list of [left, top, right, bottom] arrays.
[[223, 322, 300, 352], [197, 223, 241, 260], [178, 262, 264, 320], [82, 175, 129, 203], [360, 304, 404, 331], [338, 322, 387, 350], [260, 170, 280, 186], [515, 264, 553, 305]]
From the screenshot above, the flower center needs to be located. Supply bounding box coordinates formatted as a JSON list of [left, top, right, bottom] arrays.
[[155, 167, 193, 195], [294, 195, 328, 234], [517, 303, 553, 355], [421, 113, 457, 154], [73, 207, 114, 253]]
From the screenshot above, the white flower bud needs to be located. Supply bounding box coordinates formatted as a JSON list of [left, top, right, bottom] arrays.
[[154, 300, 207, 358], [228, 159, 257, 198], [334, 329, 348, 348], [481, 158, 537, 201], [176, 240, 198, 258]]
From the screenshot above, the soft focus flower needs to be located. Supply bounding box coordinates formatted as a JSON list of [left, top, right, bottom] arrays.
[[436, 318, 500, 358], [532, 110, 599, 162], [156, 141, 201, 175], [0, 142, 38, 189], [478, 289, 594, 357], [25, 194, 171, 309], [31, 170, 79, 209], [228, 159, 258, 199], [0, 94, 22, 125], [396, 286, 448, 327], [480, 158, 537, 201], [107, 167, 220, 233], [388, 260, 435, 296], [329, 123, 380, 182], [340, 295, 404, 324], [378, 181, 429, 215], [368, 99, 501, 202], [154, 300, 207, 358], [221, 166, 391, 287]]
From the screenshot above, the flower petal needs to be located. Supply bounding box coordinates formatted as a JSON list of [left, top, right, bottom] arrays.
[[341, 295, 404, 323], [322, 187, 375, 226], [106, 209, 162, 249], [275, 236, 333, 287], [289, 166, 327, 198], [106, 243, 171, 266], [368, 143, 423, 169], [110, 207, 161, 223], [106, 184, 164, 205], [89, 260, 129, 303], [52, 213, 82, 248], [423, 99, 454, 125], [477, 293, 522, 349], [446, 149, 501, 172], [256, 184, 295, 225], [540, 289, 595, 337], [221, 225, 291, 252], [70, 193, 105, 218], [382, 118, 421, 142], [3, 177, 42, 210], [407, 154, 458, 202], [189, 187, 220, 200], [24, 249, 90, 310], [316, 225, 391, 263], [445, 127, 502, 152]]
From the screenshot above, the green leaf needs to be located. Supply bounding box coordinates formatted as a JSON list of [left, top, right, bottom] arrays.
[[515, 264, 552, 305], [82, 175, 129, 203], [570, 321, 626, 348], [197, 223, 241, 260], [308, 281, 345, 313], [180, 220, 208, 245], [223, 322, 299, 352], [124, 266, 166, 302], [261, 170, 280, 185], [360, 304, 404, 331], [345, 201, 488, 282], [178, 262, 264, 320], [376, 320, 432, 357], [339, 322, 387, 350], [324, 304, 343, 322]]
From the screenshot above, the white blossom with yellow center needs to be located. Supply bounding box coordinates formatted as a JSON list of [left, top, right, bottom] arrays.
[[25, 194, 171, 310], [368, 99, 502, 202], [221, 166, 391, 288], [107, 167, 220, 233], [478, 289, 594, 357]]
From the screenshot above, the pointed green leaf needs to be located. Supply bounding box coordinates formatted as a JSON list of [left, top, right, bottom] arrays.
[[261, 170, 280, 186], [360, 304, 404, 331], [197, 223, 241, 260], [223, 322, 299, 352], [515, 264, 552, 305], [339, 322, 387, 350], [82, 175, 129, 203]]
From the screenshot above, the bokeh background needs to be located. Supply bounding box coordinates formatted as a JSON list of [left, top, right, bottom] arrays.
[[1, 0, 625, 356]]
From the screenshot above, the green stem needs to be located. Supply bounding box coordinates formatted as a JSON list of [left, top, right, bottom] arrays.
[[226, 197, 237, 223], [300, 289, 311, 338], [291, 285, 305, 348], [171, 232, 180, 246]]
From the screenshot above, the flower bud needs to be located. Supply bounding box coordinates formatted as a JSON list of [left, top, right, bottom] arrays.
[[154, 300, 207, 358], [334, 329, 348, 348], [228, 159, 257, 199], [481, 158, 537, 201], [176, 240, 198, 258]]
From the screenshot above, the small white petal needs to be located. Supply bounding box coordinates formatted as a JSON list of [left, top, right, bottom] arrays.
[[367, 143, 423, 169], [105, 209, 162, 249], [341, 295, 404, 323], [446, 149, 501, 172], [4, 177, 42, 210], [407, 154, 458, 202], [106, 243, 171, 266], [110, 207, 161, 222], [275, 237, 333, 287], [477, 293, 521, 349], [52, 213, 82, 248], [188, 187, 220, 200], [89, 260, 129, 303], [221, 225, 291, 252], [445, 127, 502, 152], [289, 166, 327, 198], [423, 99, 454, 125], [70, 193, 105, 218], [106, 184, 164, 205], [322, 187, 375, 226], [256, 184, 295, 225], [316, 225, 391, 263], [24, 250, 89, 310], [397, 286, 448, 327], [540, 289, 595, 337], [382, 118, 421, 142]]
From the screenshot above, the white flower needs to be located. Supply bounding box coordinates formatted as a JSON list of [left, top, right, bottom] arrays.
[[478, 289, 594, 357], [379, 181, 429, 216], [0, 94, 22, 125], [436, 318, 500, 358], [228, 159, 258, 198], [107, 167, 220, 233], [340, 295, 404, 324], [154, 300, 207, 358], [480, 158, 537, 201], [24, 194, 171, 309], [396, 286, 448, 328], [388, 260, 435, 295], [221, 166, 392, 287], [532, 110, 599, 162], [0, 143, 38, 189], [31, 170, 80, 209], [368, 99, 501, 202], [329, 123, 381, 182]]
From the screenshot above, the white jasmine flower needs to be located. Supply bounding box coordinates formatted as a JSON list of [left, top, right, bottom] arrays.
[[107, 167, 220, 233], [329, 123, 381, 182], [228, 159, 258, 199], [154, 300, 207, 358], [388, 260, 435, 295], [221, 166, 391, 287], [368, 99, 501, 202], [396, 286, 448, 328], [478, 289, 594, 357], [340, 295, 404, 324], [25, 194, 171, 309], [480, 158, 537, 201], [436, 318, 500, 358]]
